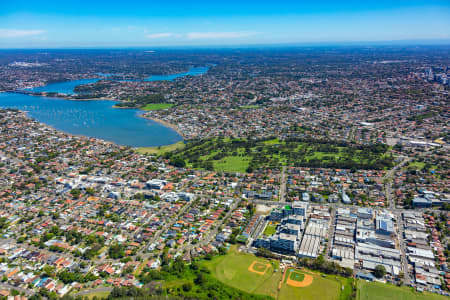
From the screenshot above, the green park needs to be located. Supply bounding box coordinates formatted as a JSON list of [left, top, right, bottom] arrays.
[[160, 137, 394, 173]]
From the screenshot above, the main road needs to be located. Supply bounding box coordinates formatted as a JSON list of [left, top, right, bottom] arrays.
[[279, 166, 287, 202], [396, 213, 411, 285], [383, 155, 412, 209], [176, 196, 242, 254]]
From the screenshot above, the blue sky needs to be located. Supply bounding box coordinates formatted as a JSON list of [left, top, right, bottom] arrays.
[[1, 0, 449, 48]]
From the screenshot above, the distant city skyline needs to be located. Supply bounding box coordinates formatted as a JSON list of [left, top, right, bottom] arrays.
[[1, 0, 449, 48]]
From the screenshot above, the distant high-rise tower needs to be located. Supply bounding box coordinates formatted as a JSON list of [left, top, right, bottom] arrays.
[[427, 68, 434, 81]]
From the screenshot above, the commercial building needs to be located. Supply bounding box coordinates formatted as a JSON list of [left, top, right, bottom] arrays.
[[253, 203, 307, 255], [146, 179, 168, 190], [298, 218, 328, 258]]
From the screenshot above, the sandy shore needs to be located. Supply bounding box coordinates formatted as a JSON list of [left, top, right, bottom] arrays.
[[111, 104, 136, 109], [141, 115, 185, 139]]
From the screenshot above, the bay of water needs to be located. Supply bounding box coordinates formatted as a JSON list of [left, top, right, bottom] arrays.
[[27, 66, 209, 95], [0, 66, 209, 146], [26, 78, 100, 95], [144, 66, 209, 82], [0, 93, 183, 147]]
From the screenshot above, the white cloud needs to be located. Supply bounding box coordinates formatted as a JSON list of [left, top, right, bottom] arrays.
[[0, 29, 45, 38], [186, 31, 257, 39], [146, 32, 173, 39]]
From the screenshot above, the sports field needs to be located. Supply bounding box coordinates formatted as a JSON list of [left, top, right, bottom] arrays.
[[279, 269, 341, 300], [291, 272, 304, 281], [287, 270, 305, 282], [358, 281, 448, 300], [249, 261, 271, 275], [284, 268, 310, 287], [201, 247, 448, 300], [202, 246, 346, 300], [202, 246, 280, 298]]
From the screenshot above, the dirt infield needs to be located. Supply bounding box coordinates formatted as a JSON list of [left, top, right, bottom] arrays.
[[248, 261, 271, 276], [286, 269, 313, 288]]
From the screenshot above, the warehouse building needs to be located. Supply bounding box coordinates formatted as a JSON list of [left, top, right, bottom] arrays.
[[298, 218, 328, 258], [355, 243, 402, 276]]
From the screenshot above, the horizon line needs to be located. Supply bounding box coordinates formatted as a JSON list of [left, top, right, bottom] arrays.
[[1, 38, 450, 50]]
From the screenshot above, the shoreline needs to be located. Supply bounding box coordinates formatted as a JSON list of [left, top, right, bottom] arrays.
[[15, 110, 117, 147], [141, 114, 185, 140], [65, 97, 116, 101], [1, 101, 183, 149], [3, 91, 185, 147], [17, 108, 184, 149], [7, 91, 117, 102], [112, 104, 135, 109], [49, 95, 117, 102]]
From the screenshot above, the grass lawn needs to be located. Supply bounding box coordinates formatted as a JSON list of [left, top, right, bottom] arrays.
[[136, 141, 185, 155], [141, 103, 174, 110], [202, 246, 346, 300], [279, 271, 342, 300], [358, 281, 448, 300], [305, 149, 339, 160], [408, 161, 438, 172], [164, 279, 191, 289], [134, 259, 148, 276], [202, 246, 281, 298], [339, 277, 354, 300], [263, 224, 277, 236], [286, 270, 305, 282], [263, 138, 281, 145], [175, 137, 392, 173], [97, 246, 108, 257], [408, 161, 426, 170], [213, 156, 250, 173], [82, 291, 110, 299]]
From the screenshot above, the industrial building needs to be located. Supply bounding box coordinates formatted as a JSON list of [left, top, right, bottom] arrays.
[[298, 218, 328, 258]]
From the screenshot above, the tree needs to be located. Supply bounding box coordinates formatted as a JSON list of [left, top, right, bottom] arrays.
[[374, 265, 386, 278], [182, 282, 192, 292], [85, 188, 95, 196], [70, 188, 81, 198], [171, 157, 186, 168], [108, 243, 125, 259], [256, 247, 276, 259], [11, 289, 19, 296], [42, 265, 56, 277], [194, 273, 206, 286]]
